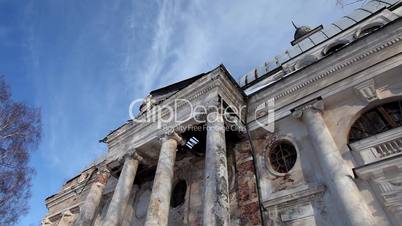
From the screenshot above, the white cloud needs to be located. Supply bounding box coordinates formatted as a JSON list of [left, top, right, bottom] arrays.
[[125, 0, 355, 96]]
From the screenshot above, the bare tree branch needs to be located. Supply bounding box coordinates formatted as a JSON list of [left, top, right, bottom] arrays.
[[0, 77, 41, 225]]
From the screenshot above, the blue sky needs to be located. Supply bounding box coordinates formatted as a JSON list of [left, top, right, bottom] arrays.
[[0, 0, 356, 225]]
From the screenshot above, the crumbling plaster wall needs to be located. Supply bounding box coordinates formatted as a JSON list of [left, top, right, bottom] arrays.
[[317, 67, 402, 226], [249, 117, 337, 226]]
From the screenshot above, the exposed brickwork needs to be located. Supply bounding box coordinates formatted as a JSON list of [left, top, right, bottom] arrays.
[[234, 141, 262, 226], [240, 202, 261, 225], [94, 170, 110, 185]]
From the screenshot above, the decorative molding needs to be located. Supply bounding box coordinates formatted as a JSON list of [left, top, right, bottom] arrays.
[[106, 65, 245, 145], [273, 36, 401, 102], [161, 130, 185, 146], [106, 77, 218, 145], [373, 174, 402, 217], [354, 79, 378, 102], [96, 165, 111, 175], [45, 202, 83, 224], [106, 79, 220, 148], [46, 176, 95, 209], [248, 53, 402, 132], [93, 166, 111, 185], [354, 154, 402, 180], [224, 113, 246, 133], [280, 203, 314, 222], [119, 149, 143, 163], [61, 210, 73, 217], [263, 184, 326, 208], [291, 99, 324, 119], [105, 68, 245, 163], [208, 96, 222, 110], [247, 32, 402, 127]]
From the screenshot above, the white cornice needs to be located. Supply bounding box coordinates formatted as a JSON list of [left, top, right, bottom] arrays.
[[273, 37, 401, 102], [247, 25, 402, 131], [105, 68, 244, 161], [263, 184, 326, 208]]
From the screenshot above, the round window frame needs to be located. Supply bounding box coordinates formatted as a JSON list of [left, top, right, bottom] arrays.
[[265, 139, 299, 176]]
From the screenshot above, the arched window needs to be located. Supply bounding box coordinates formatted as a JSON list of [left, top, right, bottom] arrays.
[[268, 141, 297, 174], [322, 40, 350, 56], [349, 100, 402, 143], [170, 180, 187, 208], [355, 22, 384, 39]]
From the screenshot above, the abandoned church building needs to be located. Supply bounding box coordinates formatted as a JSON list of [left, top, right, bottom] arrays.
[[42, 1, 402, 226]]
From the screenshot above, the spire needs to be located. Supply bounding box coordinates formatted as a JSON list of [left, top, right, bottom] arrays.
[[291, 21, 298, 29]]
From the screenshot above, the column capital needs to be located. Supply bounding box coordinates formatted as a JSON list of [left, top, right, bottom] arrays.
[[160, 129, 185, 145], [291, 99, 324, 119], [223, 113, 246, 133], [205, 96, 222, 113], [119, 150, 143, 164], [94, 165, 111, 185], [96, 165, 111, 174]]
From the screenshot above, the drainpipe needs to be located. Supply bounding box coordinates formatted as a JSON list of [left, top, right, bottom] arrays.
[[244, 96, 267, 226]]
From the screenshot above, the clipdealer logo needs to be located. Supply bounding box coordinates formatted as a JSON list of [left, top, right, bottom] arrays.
[[128, 97, 275, 132]]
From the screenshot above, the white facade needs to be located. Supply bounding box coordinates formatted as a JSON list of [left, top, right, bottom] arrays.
[[43, 1, 402, 225]]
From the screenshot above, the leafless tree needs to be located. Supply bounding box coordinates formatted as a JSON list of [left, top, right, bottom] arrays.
[[0, 77, 41, 225]]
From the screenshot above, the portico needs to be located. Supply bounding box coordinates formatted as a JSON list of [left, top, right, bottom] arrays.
[[73, 66, 246, 226]]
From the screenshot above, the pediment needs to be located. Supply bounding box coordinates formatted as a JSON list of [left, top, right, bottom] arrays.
[[103, 64, 245, 162]]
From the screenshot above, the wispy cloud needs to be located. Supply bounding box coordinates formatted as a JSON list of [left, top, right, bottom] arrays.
[[127, 0, 355, 95]]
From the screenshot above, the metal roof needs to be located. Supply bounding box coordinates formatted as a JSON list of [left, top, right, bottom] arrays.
[[239, 0, 400, 88]]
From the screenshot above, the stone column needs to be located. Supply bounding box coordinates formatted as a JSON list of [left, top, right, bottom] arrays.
[[74, 167, 110, 226], [102, 152, 142, 226], [293, 100, 374, 226], [144, 131, 184, 226], [203, 100, 231, 226]]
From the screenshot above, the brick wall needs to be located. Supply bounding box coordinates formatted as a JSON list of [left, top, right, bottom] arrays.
[[234, 141, 262, 226]]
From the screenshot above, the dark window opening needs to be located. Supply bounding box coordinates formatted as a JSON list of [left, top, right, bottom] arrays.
[[134, 165, 156, 185], [323, 40, 349, 56], [356, 22, 384, 38], [349, 100, 402, 143], [179, 124, 207, 157], [269, 141, 297, 174], [170, 180, 187, 208]]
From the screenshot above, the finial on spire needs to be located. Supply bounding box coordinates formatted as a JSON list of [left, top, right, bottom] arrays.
[[291, 21, 298, 29]]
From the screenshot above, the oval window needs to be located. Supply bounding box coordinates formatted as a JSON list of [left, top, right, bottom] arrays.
[[268, 141, 297, 174]]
